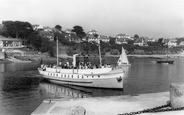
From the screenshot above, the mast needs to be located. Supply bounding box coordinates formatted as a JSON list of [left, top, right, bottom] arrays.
[[56, 36, 59, 65], [98, 35, 102, 67], [166, 39, 169, 61]]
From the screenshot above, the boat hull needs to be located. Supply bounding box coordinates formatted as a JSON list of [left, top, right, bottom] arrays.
[[38, 68, 124, 89], [156, 60, 174, 64]]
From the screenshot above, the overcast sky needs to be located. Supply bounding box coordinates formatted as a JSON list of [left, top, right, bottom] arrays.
[[0, 0, 184, 38]]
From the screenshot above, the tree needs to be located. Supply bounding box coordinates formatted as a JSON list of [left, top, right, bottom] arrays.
[[109, 36, 116, 45], [55, 25, 62, 31], [158, 38, 163, 43], [1, 20, 33, 39], [134, 34, 139, 39], [27, 32, 42, 50], [72, 25, 86, 39], [157, 38, 164, 46]]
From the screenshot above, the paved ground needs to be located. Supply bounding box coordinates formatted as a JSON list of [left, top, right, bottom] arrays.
[[31, 92, 184, 115]]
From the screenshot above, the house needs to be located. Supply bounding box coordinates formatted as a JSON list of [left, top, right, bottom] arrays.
[[178, 41, 184, 46], [115, 33, 131, 44], [63, 29, 81, 43], [168, 40, 177, 47], [39, 30, 54, 41], [163, 38, 177, 47], [99, 35, 110, 43], [87, 29, 97, 35], [43, 26, 53, 32], [145, 37, 156, 42], [84, 29, 99, 43], [133, 37, 148, 46], [86, 34, 98, 43], [0, 36, 26, 51], [32, 24, 44, 31]]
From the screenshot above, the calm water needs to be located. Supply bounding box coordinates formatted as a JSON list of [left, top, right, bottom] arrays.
[[0, 57, 184, 115]]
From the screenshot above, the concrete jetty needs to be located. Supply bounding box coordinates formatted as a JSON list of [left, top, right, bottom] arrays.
[[31, 92, 184, 115]]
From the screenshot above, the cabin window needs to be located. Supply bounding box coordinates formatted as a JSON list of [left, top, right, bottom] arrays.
[[72, 75, 73, 78], [92, 76, 94, 78], [68, 75, 70, 78], [61, 74, 63, 77], [78, 75, 79, 78], [98, 75, 100, 78], [65, 75, 66, 77]]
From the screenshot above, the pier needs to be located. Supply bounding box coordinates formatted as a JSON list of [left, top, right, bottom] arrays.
[[31, 92, 184, 115]]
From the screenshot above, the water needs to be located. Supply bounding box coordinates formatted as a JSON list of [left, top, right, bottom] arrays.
[[0, 57, 184, 115]]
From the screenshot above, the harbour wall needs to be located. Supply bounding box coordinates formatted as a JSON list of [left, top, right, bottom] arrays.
[[31, 91, 184, 115]]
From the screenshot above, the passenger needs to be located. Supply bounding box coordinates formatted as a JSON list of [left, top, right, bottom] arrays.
[[84, 64, 88, 69], [95, 65, 98, 68], [64, 64, 67, 69]]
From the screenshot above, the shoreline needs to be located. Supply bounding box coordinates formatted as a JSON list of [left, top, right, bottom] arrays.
[[106, 54, 184, 58], [2, 53, 184, 63]]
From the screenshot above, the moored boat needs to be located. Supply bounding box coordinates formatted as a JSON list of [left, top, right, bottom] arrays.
[[156, 41, 174, 64], [38, 37, 125, 89], [156, 60, 174, 64], [117, 47, 131, 66], [38, 66, 124, 89]]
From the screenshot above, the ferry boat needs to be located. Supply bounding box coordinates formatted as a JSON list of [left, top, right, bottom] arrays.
[[38, 38, 125, 89]]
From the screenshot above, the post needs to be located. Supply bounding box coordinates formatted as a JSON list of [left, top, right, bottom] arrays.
[[56, 37, 59, 65]]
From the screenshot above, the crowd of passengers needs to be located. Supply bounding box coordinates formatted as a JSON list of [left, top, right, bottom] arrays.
[[41, 61, 111, 70]]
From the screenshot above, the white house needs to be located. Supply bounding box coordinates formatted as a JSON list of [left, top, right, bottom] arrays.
[[179, 41, 184, 46], [163, 38, 177, 47], [0, 37, 26, 50], [115, 33, 131, 44], [87, 29, 97, 35]]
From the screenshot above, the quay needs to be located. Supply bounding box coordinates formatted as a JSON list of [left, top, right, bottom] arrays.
[[31, 92, 184, 115]]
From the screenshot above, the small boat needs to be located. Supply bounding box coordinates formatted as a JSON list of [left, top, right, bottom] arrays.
[[38, 38, 125, 89], [156, 60, 174, 64], [117, 47, 131, 66], [156, 43, 174, 64]]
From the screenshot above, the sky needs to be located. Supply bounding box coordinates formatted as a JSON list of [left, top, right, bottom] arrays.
[[0, 0, 184, 39]]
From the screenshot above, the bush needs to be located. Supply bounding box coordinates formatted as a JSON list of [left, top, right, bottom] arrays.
[[110, 49, 120, 55]]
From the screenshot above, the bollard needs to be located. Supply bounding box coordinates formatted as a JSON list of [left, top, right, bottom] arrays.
[[170, 83, 184, 109], [69, 106, 86, 115]]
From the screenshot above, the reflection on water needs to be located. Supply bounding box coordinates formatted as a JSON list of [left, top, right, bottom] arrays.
[[123, 57, 184, 95], [0, 62, 42, 115], [0, 64, 5, 72], [0, 62, 40, 72], [39, 81, 124, 99]]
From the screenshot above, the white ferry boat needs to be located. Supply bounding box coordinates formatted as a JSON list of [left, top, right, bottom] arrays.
[[38, 63, 124, 89], [38, 38, 125, 89]]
